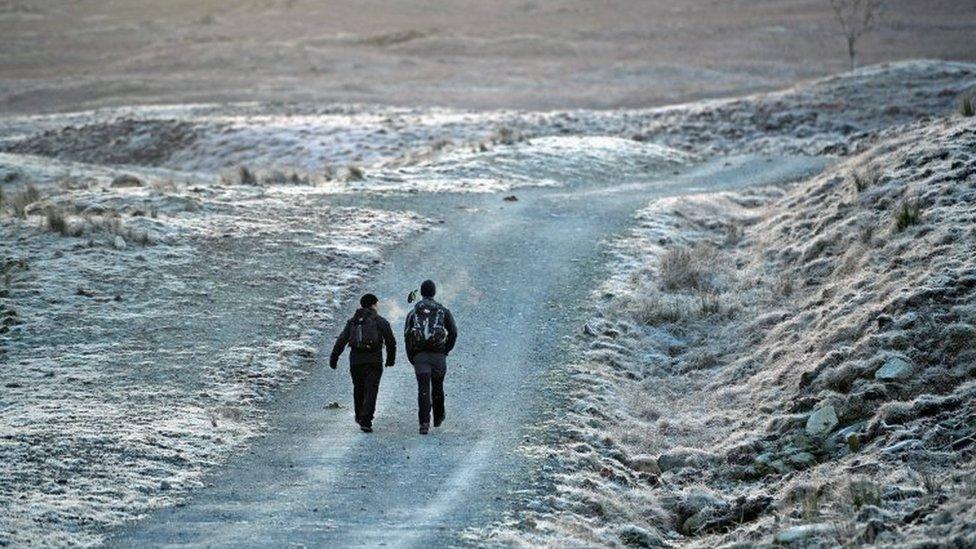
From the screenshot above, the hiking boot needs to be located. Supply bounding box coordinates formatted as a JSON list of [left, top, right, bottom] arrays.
[[360, 424, 373, 433], [433, 416, 444, 428], [419, 423, 429, 435]]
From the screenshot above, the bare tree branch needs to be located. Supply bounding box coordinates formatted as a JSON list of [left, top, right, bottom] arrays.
[[828, 0, 885, 70]]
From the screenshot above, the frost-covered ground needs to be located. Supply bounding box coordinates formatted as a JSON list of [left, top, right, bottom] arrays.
[[1, 59, 974, 547], [476, 64, 976, 547]]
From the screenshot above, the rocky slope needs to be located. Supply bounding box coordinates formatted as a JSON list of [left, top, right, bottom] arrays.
[[480, 64, 976, 547]]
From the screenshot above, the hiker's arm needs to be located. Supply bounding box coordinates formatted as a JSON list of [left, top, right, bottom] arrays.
[[444, 309, 458, 355], [329, 322, 350, 369], [382, 319, 396, 366]]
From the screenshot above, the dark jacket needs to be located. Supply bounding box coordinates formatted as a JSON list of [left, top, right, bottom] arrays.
[[404, 298, 457, 364], [330, 308, 396, 368]]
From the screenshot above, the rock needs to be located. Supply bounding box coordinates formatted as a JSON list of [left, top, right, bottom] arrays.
[[618, 525, 662, 547], [114, 235, 127, 250], [503, 195, 518, 202], [881, 439, 922, 455], [773, 523, 834, 545], [324, 401, 341, 409], [657, 448, 719, 472], [786, 451, 816, 469], [630, 455, 661, 475], [160, 480, 171, 491], [882, 485, 926, 501], [805, 405, 838, 437], [110, 174, 144, 188], [875, 357, 914, 381]]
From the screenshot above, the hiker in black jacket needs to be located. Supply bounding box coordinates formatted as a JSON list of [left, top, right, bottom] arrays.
[[330, 293, 396, 433], [404, 280, 457, 435]]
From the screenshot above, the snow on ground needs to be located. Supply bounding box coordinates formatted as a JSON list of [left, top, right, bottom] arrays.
[[477, 66, 976, 547], [0, 174, 425, 546]]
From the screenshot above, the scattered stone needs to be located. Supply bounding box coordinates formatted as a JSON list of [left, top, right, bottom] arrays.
[[773, 523, 835, 545], [159, 480, 171, 491], [114, 235, 127, 250], [503, 195, 518, 202], [582, 323, 596, 336], [324, 401, 342, 409], [110, 174, 144, 188], [875, 356, 914, 381], [76, 287, 95, 297], [786, 451, 816, 469], [805, 405, 838, 437]]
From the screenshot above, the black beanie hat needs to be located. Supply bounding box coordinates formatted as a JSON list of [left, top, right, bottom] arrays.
[[360, 293, 378, 308], [420, 280, 436, 298]]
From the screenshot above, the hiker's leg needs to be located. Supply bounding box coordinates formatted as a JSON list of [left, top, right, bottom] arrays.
[[350, 364, 365, 423], [415, 368, 432, 426], [360, 363, 382, 426], [431, 370, 445, 425]]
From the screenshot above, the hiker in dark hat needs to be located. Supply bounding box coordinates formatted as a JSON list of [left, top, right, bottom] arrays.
[[330, 293, 396, 433], [404, 280, 458, 435]]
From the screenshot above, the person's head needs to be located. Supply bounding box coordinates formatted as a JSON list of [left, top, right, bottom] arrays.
[[420, 279, 436, 299], [360, 293, 379, 310]]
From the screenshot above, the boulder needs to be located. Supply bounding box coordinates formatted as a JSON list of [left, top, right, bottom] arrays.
[[786, 451, 816, 469], [114, 235, 127, 250], [805, 405, 838, 437], [875, 357, 913, 381]]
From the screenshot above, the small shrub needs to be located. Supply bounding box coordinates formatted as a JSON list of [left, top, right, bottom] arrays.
[[961, 93, 975, 117], [847, 478, 881, 509], [345, 165, 365, 181], [894, 200, 921, 231], [45, 206, 79, 236], [238, 166, 258, 186]]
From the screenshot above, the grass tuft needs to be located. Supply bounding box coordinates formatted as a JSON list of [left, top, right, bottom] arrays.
[[659, 244, 717, 292], [847, 478, 881, 509], [852, 165, 881, 192], [8, 184, 42, 218], [894, 200, 921, 231], [960, 93, 975, 117]]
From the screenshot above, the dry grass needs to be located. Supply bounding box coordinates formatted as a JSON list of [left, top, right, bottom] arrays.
[[44, 206, 82, 237], [7, 184, 42, 218], [852, 164, 881, 192], [659, 244, 717, 292]]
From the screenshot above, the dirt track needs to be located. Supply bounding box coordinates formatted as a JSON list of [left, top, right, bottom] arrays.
[[106, 154, 827, 547]]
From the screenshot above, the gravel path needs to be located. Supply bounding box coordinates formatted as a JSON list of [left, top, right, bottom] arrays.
[[106, 154, 828, 547]]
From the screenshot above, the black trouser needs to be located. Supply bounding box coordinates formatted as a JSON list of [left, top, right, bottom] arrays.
[[350, 362, 383, 426], [413, 356, 446, 426]]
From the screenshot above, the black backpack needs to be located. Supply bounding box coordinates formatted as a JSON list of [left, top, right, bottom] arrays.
[[348, 313, 381, 351], [409, 301, 447, 351]]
